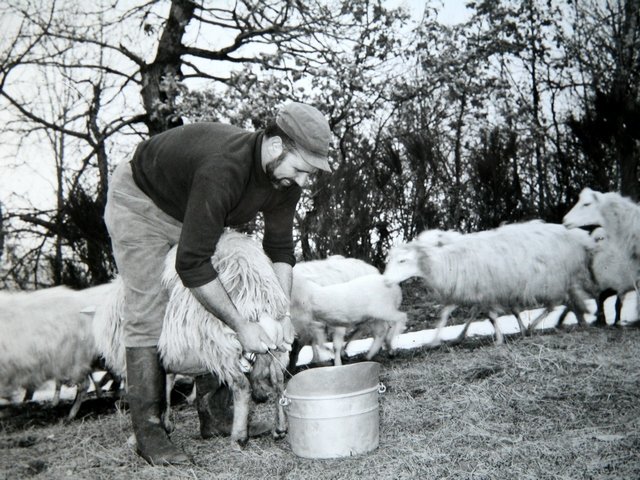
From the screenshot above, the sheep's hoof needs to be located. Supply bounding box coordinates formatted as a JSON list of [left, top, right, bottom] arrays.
[[162, 419, 175, 434], [233, 436, 249, 449], [273, 428, 287, 441]]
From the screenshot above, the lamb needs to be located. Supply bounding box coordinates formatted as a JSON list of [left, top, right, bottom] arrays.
[[293, 271, 407, 367], [383, 221, 595, 345], [94, 230, 290, 445], [0, 283, 113, 419], [289, 255, 378, 366], [290, 256, 406, 367], [563, 188, 640, 324]]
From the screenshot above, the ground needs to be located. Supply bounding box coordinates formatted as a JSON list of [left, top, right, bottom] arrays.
[[1, 283, 639, 479]]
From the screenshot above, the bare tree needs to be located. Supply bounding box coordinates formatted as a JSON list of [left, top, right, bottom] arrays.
[[0, 0, 408, 284]]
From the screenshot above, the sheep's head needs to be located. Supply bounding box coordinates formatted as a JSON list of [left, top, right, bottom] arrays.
[[383, 244, 421, 284], [563, 188, 606, 231]]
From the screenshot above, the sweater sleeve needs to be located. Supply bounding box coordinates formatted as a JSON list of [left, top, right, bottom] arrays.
[[262, 186, 301, 266], [176, 166, 244, 288]]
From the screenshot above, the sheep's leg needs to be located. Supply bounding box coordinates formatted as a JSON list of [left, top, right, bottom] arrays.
[[430, 305, 457, 346], [488, 311, 504, 345], [365, 321, 386, 360], [450, 318, 473, 345], [613, 294, 623, 326], [511, 309, 526, 337], [450, 306, 477, 345], [162, 374, 175, 433], [594, 290, 612, 326], [68, 376, 90, 420], [23, 387, 35, 403], [555, 307, 572, 328], [527, 308, 551, 334], [311, 323, 331, 364], [269, 361, 287, 440], [566, 287, 589, 328], [287, 338, 303, 372], [332, 326, 347, 366], [230, 375, 252, 447], [342, 324, 365, 356], [385, 314, 407, 356], [89, 373, 103, 399], [51, 380, 62, 406]]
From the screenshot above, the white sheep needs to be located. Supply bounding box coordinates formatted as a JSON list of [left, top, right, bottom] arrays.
[[294, 271, 407, 367], [563, 188, 640, 324], [587, 228, 628, 325], [290, 256, 406, 367], [412, 227, 529, 342], [94, 230, 290, 445], [290, 255, 378, 365], [383, 221, 595, 345], [0, 283, 113, 418]]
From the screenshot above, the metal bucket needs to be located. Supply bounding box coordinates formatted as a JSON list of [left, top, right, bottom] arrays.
[[281, 361, 385, 459]]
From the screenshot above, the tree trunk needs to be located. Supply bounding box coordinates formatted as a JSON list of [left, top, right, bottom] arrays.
[[140, 0, 196, 135], [616, 0, 640, 201]]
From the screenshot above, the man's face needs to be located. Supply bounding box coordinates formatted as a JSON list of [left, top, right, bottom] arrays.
[[266, 149, 315, 190]]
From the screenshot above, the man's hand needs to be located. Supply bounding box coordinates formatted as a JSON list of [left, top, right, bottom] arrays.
[[280, 313, 295, 347], [236, 321, 277, 354]]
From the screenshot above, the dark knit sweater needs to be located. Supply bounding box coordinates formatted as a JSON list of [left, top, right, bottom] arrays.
[[130, 122, 301, 288]]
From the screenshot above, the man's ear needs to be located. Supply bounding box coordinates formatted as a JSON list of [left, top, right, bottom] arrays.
[[268, 136, 284, 156]]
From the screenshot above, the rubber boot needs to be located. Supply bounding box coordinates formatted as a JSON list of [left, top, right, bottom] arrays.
[[195, 373, 271, 439], [126, 347, 190, 466]]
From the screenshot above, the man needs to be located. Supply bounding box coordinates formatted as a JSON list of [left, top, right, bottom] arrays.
[[104, 102, 332, 465]]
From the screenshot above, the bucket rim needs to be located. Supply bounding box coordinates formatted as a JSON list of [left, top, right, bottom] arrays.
[[285, 361, 381, 397], [283, 382, 381, 402]]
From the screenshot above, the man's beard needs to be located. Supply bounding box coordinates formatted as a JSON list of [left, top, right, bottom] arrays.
[[265, 151, 292, 190]]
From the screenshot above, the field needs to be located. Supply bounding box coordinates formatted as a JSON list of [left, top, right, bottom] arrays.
[[1, 286, 639, 479]]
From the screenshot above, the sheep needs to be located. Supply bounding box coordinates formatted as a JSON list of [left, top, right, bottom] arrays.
[[563, 188, 640, 324], [94, 230, 290, 446], [0, 283, 113, 419], [289, 256, 406, 367], [383, 221, 596, 345], [289, 255, 379, 366], [294, 272, 407, 367], [583, 227, 637, 326], [413, 227, 530, 342]]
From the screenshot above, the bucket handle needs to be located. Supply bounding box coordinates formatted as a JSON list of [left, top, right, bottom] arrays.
[[280, 382, 386, 406]]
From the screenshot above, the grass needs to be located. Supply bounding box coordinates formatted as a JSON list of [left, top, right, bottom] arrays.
[[1, 324, 639, 480]]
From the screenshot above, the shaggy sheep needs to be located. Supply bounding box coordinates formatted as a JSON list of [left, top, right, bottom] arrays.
[[290, 256, 406, 367], [383, 221, 595, 345], [0, 283, 113, 418], [563, 188, 640, 324], [94, 230, 290, 445]]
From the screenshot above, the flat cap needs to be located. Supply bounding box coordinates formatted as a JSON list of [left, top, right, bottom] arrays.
[[276, 102, 332, 172]]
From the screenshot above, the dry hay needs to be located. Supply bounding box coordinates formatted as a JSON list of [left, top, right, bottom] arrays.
[[0, 327, 638, 479]]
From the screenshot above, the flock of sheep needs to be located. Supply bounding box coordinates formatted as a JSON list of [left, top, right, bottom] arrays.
[[1, 187, 639, 446]]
